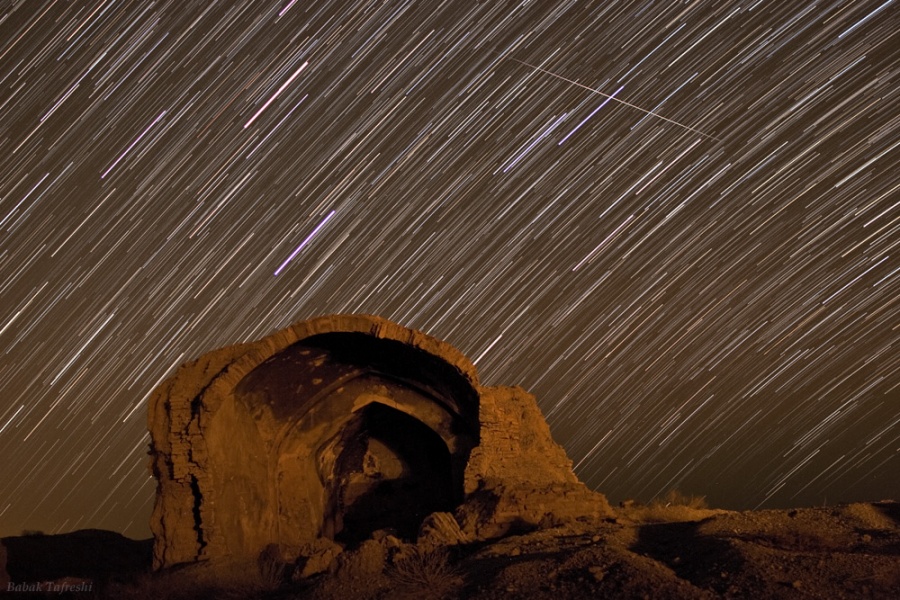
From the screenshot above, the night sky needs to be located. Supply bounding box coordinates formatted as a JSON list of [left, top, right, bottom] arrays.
[[1, 1, 898, 540]]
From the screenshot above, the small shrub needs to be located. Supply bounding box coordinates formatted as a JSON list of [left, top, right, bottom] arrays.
[[255, 550, 286, 589], [387, 547, 462, 599], [619, 489, 712, 523], [650, 489, 708, 510]]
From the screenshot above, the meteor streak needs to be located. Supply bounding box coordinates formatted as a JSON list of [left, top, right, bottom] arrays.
[[509, 57, 721, 141]]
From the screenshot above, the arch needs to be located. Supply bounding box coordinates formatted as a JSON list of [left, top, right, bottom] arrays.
[[322, 402, 457, 545], [263, 371, 473, 549], [203, 314, 480, 417], [206, 323, 479, 556]]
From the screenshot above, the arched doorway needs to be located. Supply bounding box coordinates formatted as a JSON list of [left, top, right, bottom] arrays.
[[326, 402, 456, 546]]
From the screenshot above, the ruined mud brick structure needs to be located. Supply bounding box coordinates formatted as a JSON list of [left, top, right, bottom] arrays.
[[148, 314, 610, 569]]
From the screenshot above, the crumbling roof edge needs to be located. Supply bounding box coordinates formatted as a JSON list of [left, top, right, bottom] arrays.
[[198, 314, 480, 408]]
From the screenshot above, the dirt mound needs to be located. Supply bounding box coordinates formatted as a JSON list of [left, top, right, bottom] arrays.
[[94, 500, 899, 599]]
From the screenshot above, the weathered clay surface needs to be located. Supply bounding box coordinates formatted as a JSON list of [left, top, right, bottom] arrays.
[[148, 314, 611, 571]]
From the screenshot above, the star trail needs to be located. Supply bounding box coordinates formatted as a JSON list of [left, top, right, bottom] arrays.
[[0, 1, 897, 539]]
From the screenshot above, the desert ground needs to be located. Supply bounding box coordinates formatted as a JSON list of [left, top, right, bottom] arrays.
[[3, 497, 898, 599]]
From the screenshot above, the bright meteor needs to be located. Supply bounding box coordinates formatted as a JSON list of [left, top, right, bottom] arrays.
[[510, 58, 721, 141]]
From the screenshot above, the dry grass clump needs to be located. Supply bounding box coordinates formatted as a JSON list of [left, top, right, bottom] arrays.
[[386, 546, 463, 600], [652, 489, 709, 510], [618, 489, 715, 523]]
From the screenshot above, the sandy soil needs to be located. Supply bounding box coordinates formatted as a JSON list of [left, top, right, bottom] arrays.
[[295, 501, 899, 600], [4, 501, 898, 599]]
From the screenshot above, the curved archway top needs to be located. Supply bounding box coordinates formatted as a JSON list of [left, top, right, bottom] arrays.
[[205, 314, 481, 408]]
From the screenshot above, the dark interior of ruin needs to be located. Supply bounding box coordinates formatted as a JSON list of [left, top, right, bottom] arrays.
[[328, 402, 457, 545]]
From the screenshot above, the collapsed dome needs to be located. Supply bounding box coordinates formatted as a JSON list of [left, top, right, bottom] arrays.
[[148, 315, 481, 567]]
